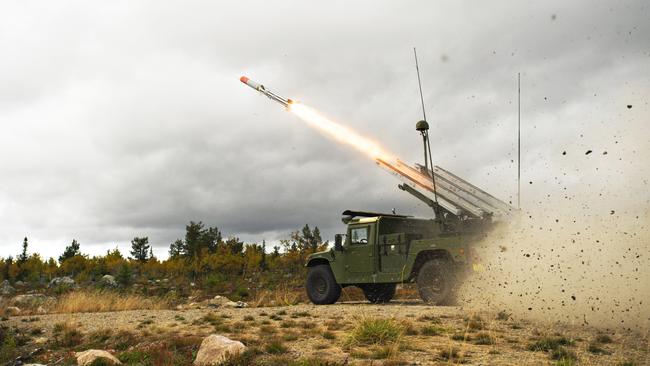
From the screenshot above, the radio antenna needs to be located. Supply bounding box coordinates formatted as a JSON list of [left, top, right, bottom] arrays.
[[414, 48, 427, 121], [413, 48, 440, 214], [517, 72, 521, 210]]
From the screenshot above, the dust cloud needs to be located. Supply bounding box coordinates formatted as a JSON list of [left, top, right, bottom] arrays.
[[458, 105, 650, 331]]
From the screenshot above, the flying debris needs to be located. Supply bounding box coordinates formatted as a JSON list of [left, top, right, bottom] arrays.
[[240, 76, 293, 108]]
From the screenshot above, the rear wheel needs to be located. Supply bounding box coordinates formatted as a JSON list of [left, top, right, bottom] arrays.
[[306, 264, 341, 305], [416, 258, 454, 305], [361, 283, 396, 303]]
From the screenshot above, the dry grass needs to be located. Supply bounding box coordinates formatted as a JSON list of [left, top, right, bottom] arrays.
[[251, 286, 303, 307], [52, 290, 168, 314]]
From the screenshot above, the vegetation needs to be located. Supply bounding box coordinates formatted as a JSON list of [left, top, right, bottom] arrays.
[[0, 222, 327, 305], [343, 318, 404, 347]]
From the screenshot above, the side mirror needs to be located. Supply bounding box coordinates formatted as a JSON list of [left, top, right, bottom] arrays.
[[334, 234, 344, 251]]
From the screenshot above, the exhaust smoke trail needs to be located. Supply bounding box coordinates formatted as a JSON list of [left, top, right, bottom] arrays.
[[289, 103, 395, 162]]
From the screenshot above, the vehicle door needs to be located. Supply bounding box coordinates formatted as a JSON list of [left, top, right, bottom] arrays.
[[343, 224, 375, 274]]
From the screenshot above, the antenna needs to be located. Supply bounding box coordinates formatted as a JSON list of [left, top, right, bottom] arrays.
[[414, 48, 427, 121], [413, 48, 440, 214], [517, 72, 521, 210]]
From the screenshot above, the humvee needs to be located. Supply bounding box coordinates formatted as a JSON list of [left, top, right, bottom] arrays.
[[304, 121, 514, 305], [305, 209, 491, 305]]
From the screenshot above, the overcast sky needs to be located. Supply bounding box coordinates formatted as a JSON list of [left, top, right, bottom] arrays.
[[1, 1, 648, 259]]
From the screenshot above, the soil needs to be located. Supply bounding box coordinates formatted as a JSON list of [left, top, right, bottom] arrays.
[[5, 301, 649, 365]]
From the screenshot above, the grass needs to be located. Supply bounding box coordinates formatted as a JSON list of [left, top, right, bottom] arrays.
[[587, 342, 611, 355], [265, 341, 288, 354], [420, 325, 445, 336], [551, 347, 578, 362], [53, 290, 168, 313], [343, 318, 404, 347], [596, 334, 613, 344], [528, 336, 574, 352], [322, 331, 336, 340], [473, 332, 496, 345], [438, 347, 459, 360], [52, 322, 83, 348], [465, 315, 484, 331]]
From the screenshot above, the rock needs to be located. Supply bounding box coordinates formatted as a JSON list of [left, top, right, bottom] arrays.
[[194, 335, 246, 365], [10, 294, 53, 308], [207, 295, 230, 308], [23, 364, 48, 366], [100, 275, 118, 288], [49, 276, 75, 289], [14, 280, 26, 287], [206, 295, 248, 309], [1, 280, 16, 296], [75, 349, 122, 366], [36, 305, 48, 314], [5, 306, 21, 316], [33, 336, 49, 344], [224, 301, 248, 308]]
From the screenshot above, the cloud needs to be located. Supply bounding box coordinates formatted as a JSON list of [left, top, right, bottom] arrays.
[[0, 0, 648, 259]]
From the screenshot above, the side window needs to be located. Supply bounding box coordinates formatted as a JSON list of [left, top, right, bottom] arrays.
[[350, 227, 369, 245]]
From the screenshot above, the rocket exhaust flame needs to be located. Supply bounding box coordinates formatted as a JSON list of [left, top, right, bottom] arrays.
[[288, 103, 394, 162]]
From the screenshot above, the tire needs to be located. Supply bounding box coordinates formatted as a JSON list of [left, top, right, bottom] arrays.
[[361, 283, 396, 303], [306, 264, 341, 305], [416, 258, 454, 305]]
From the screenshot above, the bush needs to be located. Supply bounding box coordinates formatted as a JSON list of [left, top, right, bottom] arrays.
[[528, 336, 574, 352], [344, 318, 403, 347], [265, 341, 288, 354]]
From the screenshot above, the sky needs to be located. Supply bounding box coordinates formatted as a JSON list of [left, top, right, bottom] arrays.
[[0, 0, 648, 259]]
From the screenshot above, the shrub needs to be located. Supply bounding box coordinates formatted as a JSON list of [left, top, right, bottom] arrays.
[[420, 326, 445, 336], [439, 347, 459, 360], [474, 332, 495, 345], [551, 347, 577, 362], [343, 318, 403, 347], [266, 341, 288, 354], [52, 323, 83, 348], [528, 336, 574, 352], [596, 334, 613, 344], [0, 327, 17, 363], [587, 342, 611, 355]]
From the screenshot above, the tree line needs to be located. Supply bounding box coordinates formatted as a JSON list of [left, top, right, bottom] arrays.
[[0, 222, 327, 289]]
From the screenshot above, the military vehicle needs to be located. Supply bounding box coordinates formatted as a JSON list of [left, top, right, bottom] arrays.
[[305, 120, 515, 305]]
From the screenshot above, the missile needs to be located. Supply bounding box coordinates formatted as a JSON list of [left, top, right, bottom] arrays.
[[240, 76, 293, 108]]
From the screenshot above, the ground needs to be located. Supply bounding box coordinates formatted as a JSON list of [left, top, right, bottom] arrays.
[[4, 301, 648, 366]]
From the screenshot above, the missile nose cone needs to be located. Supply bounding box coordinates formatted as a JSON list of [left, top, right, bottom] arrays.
[[240, 76, 249, 83]]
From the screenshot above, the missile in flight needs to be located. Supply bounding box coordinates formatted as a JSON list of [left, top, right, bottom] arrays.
[[240, 76, 293, 108]]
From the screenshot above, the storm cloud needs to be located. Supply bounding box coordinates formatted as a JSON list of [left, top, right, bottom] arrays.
[[1, 0, 648, 258]]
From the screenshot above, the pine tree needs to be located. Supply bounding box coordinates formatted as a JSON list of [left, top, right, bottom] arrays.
[[17, 237, 28, 263], [259, 240, 267, 271], [148, 247, 155, 260], [130, 237, 150, 262], [169, 239, 184, 258], [272, 246, 280, 258], [312, 227, 322, 252], [116, 263, 132, 287], [59, 239, 81, 264]]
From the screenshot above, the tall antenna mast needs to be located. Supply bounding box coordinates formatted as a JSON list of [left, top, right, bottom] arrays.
[[517, 72, 521, 210], [413, 48, 440, 212], [414, 48, 427, 121]]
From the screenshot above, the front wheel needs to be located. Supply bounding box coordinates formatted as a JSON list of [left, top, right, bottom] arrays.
[[306, 264, 341, 305], [416, 258, 454, 305], [361, 283, 396, 303]]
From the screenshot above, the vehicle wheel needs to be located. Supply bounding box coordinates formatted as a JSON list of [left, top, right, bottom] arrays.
[[306, 264, 341, 305], [361, 283, 396, 303], [416, 258, 454, 305]]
